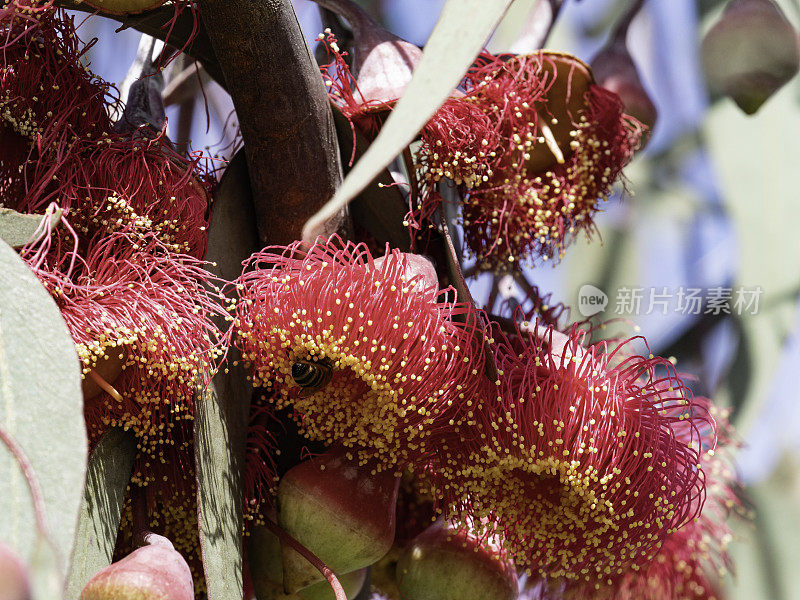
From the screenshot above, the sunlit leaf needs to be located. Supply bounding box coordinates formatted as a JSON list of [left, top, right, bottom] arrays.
[[0, 238, 87, 593], [65, 428, 137, 600], [195, 151, 258, 600], [302, 0, 515, 241]]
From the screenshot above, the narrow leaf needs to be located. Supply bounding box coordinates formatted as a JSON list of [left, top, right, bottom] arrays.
[[331, 106, 411, 251], [302, 0, 514, 241], [64, 428, 137, 600], [0, 206, 62, 248], [0, 239, 87, 588], [195, 151, 259, 600]]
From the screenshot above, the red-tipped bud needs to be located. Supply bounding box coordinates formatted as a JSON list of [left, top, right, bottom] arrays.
[[277, 447, 399, 593], [80, 534, 193, 600], [396, 523, 518, 600], [315, 0, 422, 107], [591, 40, 657, 137], [0, 544, 31, 600], [702, 0, 800, 114]]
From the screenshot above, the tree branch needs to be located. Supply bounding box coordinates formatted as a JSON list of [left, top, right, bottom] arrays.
[[196, 0, 343, 246]]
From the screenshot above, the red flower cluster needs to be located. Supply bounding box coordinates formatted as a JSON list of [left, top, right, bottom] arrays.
[[232, 236, 487, 472], [0, 3, 211, 259], [23, 227, 225, 482], [319, 32, 642, 271], [427, 321, 712, 584], [1, 7, 220, 587], [415, 52, 643, 271]]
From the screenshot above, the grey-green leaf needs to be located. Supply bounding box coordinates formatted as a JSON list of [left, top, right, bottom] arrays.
[[195, 151, 258, 600], [0, 206, 62, 249], [302, 0, 515, 240], [0, 238, 87, 593], [64, 428, 137, 600], [703, 84, 800, 432]]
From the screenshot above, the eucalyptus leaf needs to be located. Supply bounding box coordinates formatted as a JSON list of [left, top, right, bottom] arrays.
[[195, 151, 259, 600], [64, 428, 137, 600], [704, 86, 800, 432], [302, 0, 515, 241], [0, 206, 62, 249], [0, 238, 87, 593]]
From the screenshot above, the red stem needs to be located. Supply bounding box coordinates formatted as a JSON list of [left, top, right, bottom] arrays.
[[263, 518, 347, 600], [0, 424, 49, 536]]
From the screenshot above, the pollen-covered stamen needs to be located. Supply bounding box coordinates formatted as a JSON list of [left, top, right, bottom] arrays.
[[0, 3, 113, 144], [431, 321, 713, 583], [232, 236, 486, 472], [562, 403, 746, 599]]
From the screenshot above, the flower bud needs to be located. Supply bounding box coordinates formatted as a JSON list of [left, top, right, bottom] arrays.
[[277, 447, 400, 593], [591, 40, 657, 137], [702, 0, 800, 114], [80, 534, 193, 600], [396, 523, 518, 600], [0, 544, 31, 600]]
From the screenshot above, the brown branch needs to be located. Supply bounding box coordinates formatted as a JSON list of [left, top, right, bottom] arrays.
[[196, 0, 343, 246], [263, 518, 346, 600], [54, 0, 224, 86]]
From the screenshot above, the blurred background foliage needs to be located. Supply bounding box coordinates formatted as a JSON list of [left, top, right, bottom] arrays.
[[74, 0, 800, 597]]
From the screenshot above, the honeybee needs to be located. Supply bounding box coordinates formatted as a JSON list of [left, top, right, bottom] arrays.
[[291, 358, 333, 397]]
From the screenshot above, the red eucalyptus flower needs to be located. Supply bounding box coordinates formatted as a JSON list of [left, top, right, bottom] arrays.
[[23, 226, 225, 481], [232, 236, 486, 472], [0, 4, 211, 258], [560, 404, 745, 600], [414, 52, 644, 271], [14, 132, 212, 257], [0, 3, 112, 144], [429, 322, 713, 584]]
